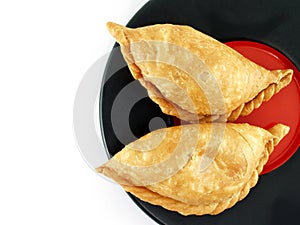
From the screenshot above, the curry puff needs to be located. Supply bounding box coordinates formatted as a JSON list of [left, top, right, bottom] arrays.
[[97, 123, 289, 216], [107, 22, 293, 122]]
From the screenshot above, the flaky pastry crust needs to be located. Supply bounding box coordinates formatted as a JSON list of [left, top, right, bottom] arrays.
[[106, 22, 293, 122], [97, 123, 289, 215]]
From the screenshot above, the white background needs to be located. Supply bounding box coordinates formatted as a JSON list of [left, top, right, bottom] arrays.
[[0, 0, 158, 224]]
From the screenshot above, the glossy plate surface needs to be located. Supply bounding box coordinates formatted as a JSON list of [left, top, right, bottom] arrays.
[[100, 1, 300, 224]]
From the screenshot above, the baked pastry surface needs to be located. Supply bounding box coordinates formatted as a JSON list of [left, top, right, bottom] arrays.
[[107, 22, 293, 122], [97, 123, 289, 215]]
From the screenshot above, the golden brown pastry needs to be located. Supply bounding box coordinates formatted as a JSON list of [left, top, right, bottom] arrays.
[[106, 22, 293, 122], [97, 123, 289, 216]]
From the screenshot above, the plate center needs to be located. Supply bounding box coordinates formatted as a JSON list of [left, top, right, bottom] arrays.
[[225, 40, 300, 174]]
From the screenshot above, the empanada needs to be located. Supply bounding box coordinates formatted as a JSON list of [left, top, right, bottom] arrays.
[[97, 123, 289, 216], [107, 22, 293, 122]]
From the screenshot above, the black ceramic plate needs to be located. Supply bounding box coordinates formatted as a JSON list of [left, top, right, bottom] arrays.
[[100, 0, 300, 224]]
